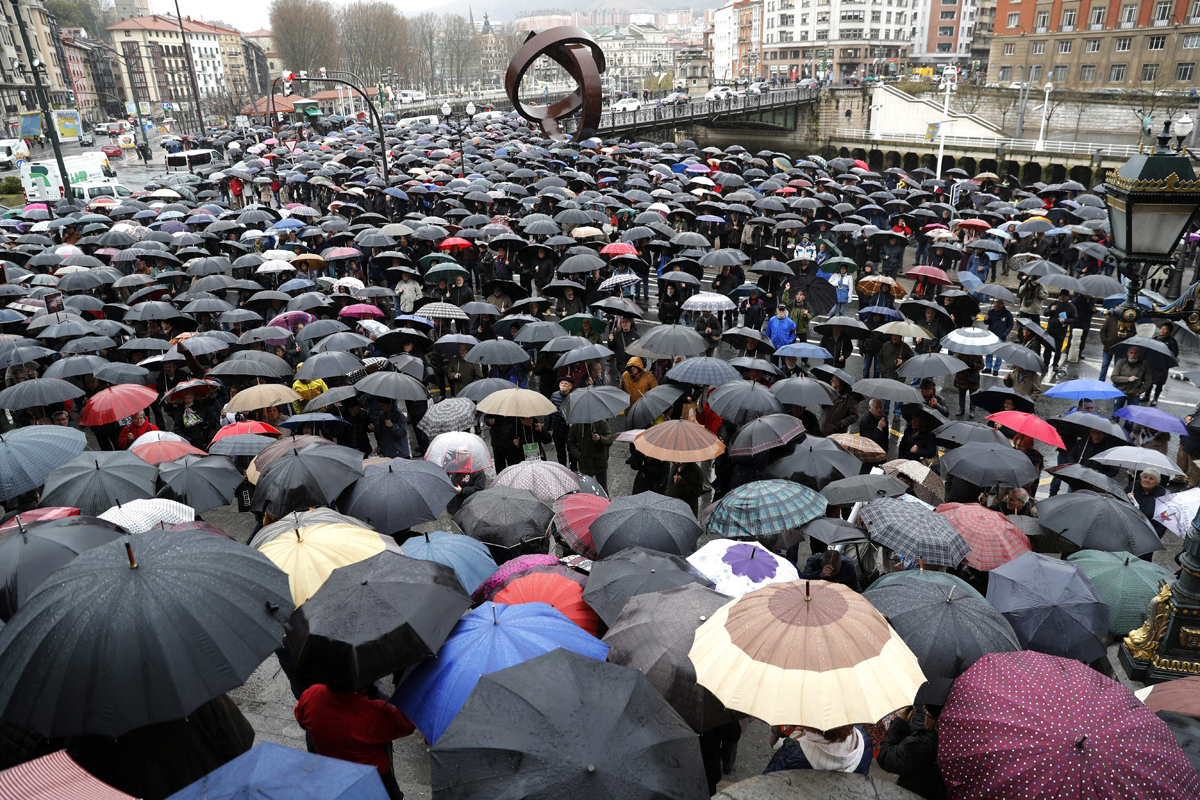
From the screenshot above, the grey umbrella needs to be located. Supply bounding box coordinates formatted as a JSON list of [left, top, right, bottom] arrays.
[[339, 458, 458, 534], [41, 450, 158, 515], [940, 442, 1039, 489], [295, 351, 364, 381], [993, 343, 1044, 372], [631, 325, 709, 358], [465, 338, 529, 365], [563, 385, 631, 424], [249, 443, 365, 518], [820, 474, 908, 506], [353, 371, 430, 402], [628, 384, 687, 428], [770, 377, 839, 407], [897, 352, 967, 380], [0, 378, 84, 410], [452, 486, 552, 561], [590, 492, 702, 558], [583, 546, 716, 628], [1036, 491, 1163, 556], [853, 378, 924, 404], [705, 380, 783, 425], [157, 455, 244, 514], [0, 426, 87, 503]]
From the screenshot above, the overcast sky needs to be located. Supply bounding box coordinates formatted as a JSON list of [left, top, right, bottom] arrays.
[[158, 0, 459, 33]]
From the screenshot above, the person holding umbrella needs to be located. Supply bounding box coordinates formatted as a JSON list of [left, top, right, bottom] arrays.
[[117, 409, 158, 450], [1143, 323, 1178, 406], [859, 397, 891, 453], [370, 397, 410, 459], [799, 549, 862, 591], [984, 299, 1014, 376], [765, 723, 873, 775], [1043, 290, 1077, 375], [1003, 363, 1043, 401], [820, 376, 860, 436], [1017, 272, 1047, 324], [952, 352, 985, 418], [569, 418, 613, 491], [877, 701, 948, 800], [1111, 345, 1151, 414], [899, 409, 939, 467], [880, 334, 914, 381], [692, 310, 722, 357], [665, 459, 706, 515], [445, 446, 487, 515], [620, 357, 657, 406]]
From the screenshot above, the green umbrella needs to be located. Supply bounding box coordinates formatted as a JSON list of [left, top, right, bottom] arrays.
[[1065, 549, 1175, 635], [822, 256, 858, 273], [559, 312, 603, 336]]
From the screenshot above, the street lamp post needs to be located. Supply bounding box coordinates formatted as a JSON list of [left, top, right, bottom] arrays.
[[1034, 81, 1053, 152], [10, 4, 71, 201], [440, 99, 475, 176], [935, 65, 957, 179]]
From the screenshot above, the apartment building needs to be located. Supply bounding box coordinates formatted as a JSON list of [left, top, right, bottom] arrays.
[[760, 0, 911, 81]]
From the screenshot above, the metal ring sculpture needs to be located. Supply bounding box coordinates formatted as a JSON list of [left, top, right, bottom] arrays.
[[505, 27, 606, 141]]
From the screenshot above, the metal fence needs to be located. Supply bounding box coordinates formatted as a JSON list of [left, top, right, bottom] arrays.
[[599, 88, 821, 133], [833, 127, 1143, 158]]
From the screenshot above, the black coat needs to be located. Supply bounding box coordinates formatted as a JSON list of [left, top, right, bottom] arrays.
[[876, 718, 949, 800], [859, 409, 890, 450], [898, 427, 938, 461]]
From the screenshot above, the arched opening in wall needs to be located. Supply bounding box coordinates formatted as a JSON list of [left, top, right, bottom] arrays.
[[1046, 163, 1067, 183], [919, 152, 938, 170], [999, 160, 1022, 179], [885, 151, 902, 168], [958, 157, 977, 176], [838, 146, 852, 158], [1068, 165, 1093, 186], [851, 147, 868, 161], [867, 150, 884, 170], [1021, 161, 1042, 184], [933, 154, 955, 173], [1093, 166, 1112, 186], [902, 151, 920, 172], [975, 158, 998, 175]]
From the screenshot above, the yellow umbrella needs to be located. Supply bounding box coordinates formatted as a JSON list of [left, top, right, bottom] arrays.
[[475, 387, 557, 417], [258, 523, 385, 606], [689, 580, 925, 730], [876, 320, 933, 339], [224, 383, 302, 414]]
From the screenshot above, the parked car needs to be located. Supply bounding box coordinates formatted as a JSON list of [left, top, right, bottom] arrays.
[[704, 86, 736, 101], [611, 98, 641, 112], [101, 145, 123, 158], [662, 92, 691, 105], [797, 78, 821, 88], [747, 81, 771, 95]]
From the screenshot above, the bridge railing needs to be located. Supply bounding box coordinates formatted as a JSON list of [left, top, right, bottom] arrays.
[[599, 87, 821, 133], [833, 127, 1143, 159]]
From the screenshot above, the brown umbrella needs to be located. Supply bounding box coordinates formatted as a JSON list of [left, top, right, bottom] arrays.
[[474, 387, 557, 417], [828, 433, 888, 463], [224, 383, 302, 414], [881, 459, 946, 506], [634, 420, 724, 463], [246, 435, 335, 484], [856, 275, 908, 299], [1137, 676, 1200, 718]]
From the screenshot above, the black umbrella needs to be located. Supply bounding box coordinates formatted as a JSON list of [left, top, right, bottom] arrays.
[[590, 492, 702, 559], [0, 515, 126, 623], [0, 530, 292, 738], [820, 474, 908, 506], [453, 486, 552, 560], [705, 380, 783, 425], [1014, 319, 1054, 349], [1111, 335, 1178, 370], [632, 325, 708, 358], [729, 413, 805, 456], [787, 273, 838, 316], [762, 436, 861, 490], [563, 385, 631, 424], [787, 516, 870, 548], [156, 455, 243, 514], [602, 583, 737, 733], [295, 351, 364, 382], [897, 353, 966, 380], [457, 377, 517, 403], [465, 338, 529, 365], [1048, 412, 1129, 449], [339, 458, 457, 534], [986, 551, 1109, 663], [431, 648, 707, 800], [290, 551, 471, 691], [865, 570, 1020, 682], [250, 443, 365, 518], [940, 442, 1039, 488], [353, 371, 430, 402], [769, 377, 839, 407], [582, 546, 715, 627], [1159, 712, 1200, 773], [41, 451, 159, 515], [969, 386, 1036, 415], [852, 378, 924, 404], [628, 384, 686, 428], [554, 343, 614, 369], [1045, 463, 1128, 499], [934, 420, 1011, 448], [1036, 491, 1163, 556]]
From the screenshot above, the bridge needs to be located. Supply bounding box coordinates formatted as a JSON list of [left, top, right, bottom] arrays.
[[595, 87, 822, 138]]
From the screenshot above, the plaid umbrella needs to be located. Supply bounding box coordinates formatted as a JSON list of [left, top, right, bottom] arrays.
[[939, 651, 1200, 800], [665, 357, 742, 386], [828, 433, 888, 463], [941, 327, 1002, 355], [98, 498, 195, 533], [859, 497, 969, 567], [599, 273, 640, 292], [706, 479, 827, 540], [417, 397, 478, 437], [416, 302, 469, 321], [0, 426, 86, 503], [856, 275, 907, 298], [935, 502, 1032, 570], [1065, 550, 1175, 636], [552, 492, 609, 560], [686, 539, 798, 597], [493, 461, 580, 502]]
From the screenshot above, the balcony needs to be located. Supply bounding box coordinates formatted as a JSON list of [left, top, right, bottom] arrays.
[[1034, 25, 1048, 31], [1087, 22, 1103, 29], [1119, 20, 1135, 27], [1152, 17, 1170, 25]]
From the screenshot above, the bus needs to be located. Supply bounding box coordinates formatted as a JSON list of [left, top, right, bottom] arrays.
[[165, 148, 216, 172]]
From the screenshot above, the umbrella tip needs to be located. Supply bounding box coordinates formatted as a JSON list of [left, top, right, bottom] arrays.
[[124, 541, 138, 569], [492, 605, 498, 625], [587, 765, 596, 774], [946, 586, 955, 603], [295, 527, 302, 542], [805, 580, 811, 601], [425, 532, 431, 542], [1074, 734, 1088, 750]]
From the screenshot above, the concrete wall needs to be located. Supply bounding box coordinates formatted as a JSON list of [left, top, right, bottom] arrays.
[[867, 84, 1006, 138]]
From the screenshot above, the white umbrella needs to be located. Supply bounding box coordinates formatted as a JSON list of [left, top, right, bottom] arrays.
[[1154, 488, 1200, 538], [687, 539, 798, 598], [99, 498, 195, 533], [1089, 446, 1184, 477], [681, 292, 736, 312]]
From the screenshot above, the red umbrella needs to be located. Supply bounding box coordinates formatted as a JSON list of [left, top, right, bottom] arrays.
[[437, 237, 472, 250], [338, 303, 384, 319], [163, 379, 220, 403], [131, 439, 206, 465], [935, 502, 1031, 570], [552, 493, 610, 560], [954, 219, 991, 231], [0, 507, 79, 533], [471, 554, 559, 603], [210, 420, 281, 446], [600, 242, 638, 256], [939, 651, 1200, 799], [78, 384, 158, 426], [986, 411, 1066, 449], [853, 159, 869, 170], [487, 565, 599, 635], [905, 265, 952, 285]]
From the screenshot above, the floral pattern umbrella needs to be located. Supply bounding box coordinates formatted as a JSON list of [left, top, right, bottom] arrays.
[[686, 540, 798, 598]]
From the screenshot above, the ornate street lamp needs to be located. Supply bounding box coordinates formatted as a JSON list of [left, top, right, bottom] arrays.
[[440, 100, 475, 176]]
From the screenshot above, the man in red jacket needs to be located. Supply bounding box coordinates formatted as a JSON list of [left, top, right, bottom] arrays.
[[295, 684, 415, 800]]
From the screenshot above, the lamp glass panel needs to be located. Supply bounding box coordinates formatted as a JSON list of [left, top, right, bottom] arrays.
[[1129, 204, 1195, 257], [1108, 203, 1128, 253]]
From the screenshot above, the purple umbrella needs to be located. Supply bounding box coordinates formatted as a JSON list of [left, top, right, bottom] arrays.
[[685, 163, 711, 174], [1114, 405, 1189, 435], [159, 221, 189, 233], [268, 311, 317, 331]]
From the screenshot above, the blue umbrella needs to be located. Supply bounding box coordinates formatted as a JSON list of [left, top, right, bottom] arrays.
[[392, 601, 609, 744], [1114, 405, 1189, 435], [775, 342, 833, 359], [1044, 379, 1125, 401], [857, 305, 904, 321], [277, 412, 349, 429], [400, 530, 496, 595], [166, 741, 388, 799], [279, 278, 316, 293]]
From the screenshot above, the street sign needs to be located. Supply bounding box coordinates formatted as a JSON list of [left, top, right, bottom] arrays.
[[161, 103, 171, 109], [283, 139, 297, 151]]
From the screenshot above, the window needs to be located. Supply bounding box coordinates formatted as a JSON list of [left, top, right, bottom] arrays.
[[1029, 64, 1042, 79], [1141, 62, 1159, 80], [1080, 63, 1097, 80], [938, 25, 955, 34], [1120, 3, 1137, 26], [1115, 36, 1131, 50], [1154, 0, 1172, 22], [1088, 5, 1106, 26], [1148, 35, 1166, 49], [999, 65, 1012, 80], [1192, 0, 1200, 21], [1032, 41, 1046, 53], [1006, 11, 1020, 26], [1053, 64, 1068, 80], [1034, 9, 1049, 28], [1058, 39, 1072, 52], [1109, 63, 1127, 80], [1061, 8, 1077, 28], [872, 10, 881, 20], [1185, 34, 1200, 48], [1004, 41, 1016, 54], [936, 41, 953, 50], [1177, 61, 1196, 80], [940, 9, 956, 18]]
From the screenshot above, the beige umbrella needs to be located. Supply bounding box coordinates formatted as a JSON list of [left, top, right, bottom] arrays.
[[634, 419, 725, 463], [876, 320, 933, 339], [689, 580, 925, 730], [258, 523, 386, 606], [224, 383, 302, 414], [475, 387, 557, 417]]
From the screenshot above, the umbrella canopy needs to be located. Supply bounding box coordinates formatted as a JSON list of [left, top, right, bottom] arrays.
[[452, 486, 553, 558], [762, 435, 862, 490], [0, 751, 137, 800], [1037, 492, 1164, 556], [729, 414, 805, 456], [481, 560, 599, 634], [1090, 446, 1184, 477], [713, 772, 923, 800], [633, 324, 709, 358], [41, 450, 158, 515], [0, 425, 86, 503], [339, 458, 457, 534], [939, 651, 1200, 799], [634, 420, 725, 463], [417, 397, 478, 437], [941, 327, 1002, 355], [859, 497, 970, 567], [289, 551, 471, 691], [224, 383, 302, 414], [820, 474, 908, 505], [706, 480, 827, 540], [590, 492, 702, 558], [880, 458, 947, 506], [706, 380, 783, 424], [98, 498, 194, 533], [0, 530, 292, 738], [853, 377, 924, 404], [898, 352, 967, 380], [1065, 549, 1175, 636], [628, 384, 687, 428], [250, 443, 365, 518], [986, 551, 1109, 663], [986, 411, 1065, 449], [552, 492, 609, 559], [666, 357, 742, 386], [430, 648, 707, 800], [828, 432, 889, 464], [1114, 405, 1189, 435], [865, 570, 1019, 683], [494, 460, 580, 502], [1044, 379, 1126, 401], [424, 431, 493, 472], [78, 384, 158, 426], [563, 385, 631, 424], [393, 601, 610, 746], [689, 580, 926, 729], [167, 742, 388, 800], [935, 502, 1032, 570], [475, 387, 557, 417], [259, 523, 386, 607], [687, 539, 798, 597], [1155, 488, 1200, 538], [156, 455, 243, 514], [399, 530, 497, 596], [769, 377, 839, 407], [940, 442, 1039, 489], [602, 583, 738, 733], [0, 377, 84, 410], [935, 420, 1011, 448], [1137, 675, 1200, 718], [354, 371, 430, 403], [582, 546, 715, 627]]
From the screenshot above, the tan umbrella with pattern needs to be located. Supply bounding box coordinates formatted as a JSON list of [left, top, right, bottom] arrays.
[[474, 387, 557, 417], [634, 419, 725, 463], [689, 580, 925, 730]]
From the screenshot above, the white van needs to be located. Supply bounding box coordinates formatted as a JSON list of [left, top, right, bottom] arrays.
[[0, 139, 29, 169], [397, 90, 428, 104], [70, 181, 134, 203], [165, 148, 216, 172], [397, 114, 440, 129], [21, 152, 116, 202]]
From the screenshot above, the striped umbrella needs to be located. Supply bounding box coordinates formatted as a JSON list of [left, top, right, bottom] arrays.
[[859, 497, 970, 567], [706, 480, 827, 540], [552, 492, 609, 560], [941, 327, 1002, 355], [0, 751, 136, 799], [418, 302, 470, 321], [634, 420, 725, 463], [935, 502, 1032, 570]]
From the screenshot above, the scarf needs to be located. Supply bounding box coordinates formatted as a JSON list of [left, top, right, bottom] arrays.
[[794, 728, 864, 773]]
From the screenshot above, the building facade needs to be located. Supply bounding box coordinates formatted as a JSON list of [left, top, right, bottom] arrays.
[[0, 0, 73, 137], [242, 29, 282, 78], [909, 0, 978, 65], [986, 0, 1200, 90], [107, 14, 228, 123], [757, 0, 911, 82], [113, 0, 151, 21], [712, 2, 737, 81], [594, 24, 676, 94], [676, 42, 712, 90]]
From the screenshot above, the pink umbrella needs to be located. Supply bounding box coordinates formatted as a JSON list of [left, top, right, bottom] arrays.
[[469, 554, 559, 605], [23, 203, 47, 211], [338, 303, 383, 319], [268, 311, 317, 330], [264, 137, 279, 144]]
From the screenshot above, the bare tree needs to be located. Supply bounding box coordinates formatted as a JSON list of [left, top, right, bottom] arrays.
[[410, 13, 440, 92], [337, 1, 409, 85], [995, 90, 1021, 134], [954, 82, 987, 116], [440, 14, 480, 92], [268, 0, 340, 77], [1118, 69, 1187, 135]]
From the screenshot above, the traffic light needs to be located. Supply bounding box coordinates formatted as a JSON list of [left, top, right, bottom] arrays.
[[317, 67, 327, 79], [282, 70, 294, 96]]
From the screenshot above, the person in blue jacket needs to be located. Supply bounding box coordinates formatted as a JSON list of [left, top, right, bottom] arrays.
[[765, 305, 797, 356]]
